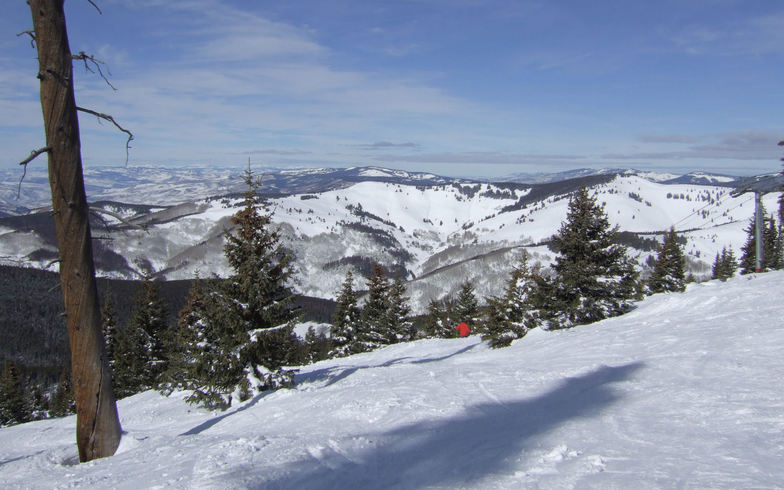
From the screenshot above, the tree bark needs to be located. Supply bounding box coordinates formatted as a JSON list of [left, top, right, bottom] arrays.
[[28, 0, 122, 462]]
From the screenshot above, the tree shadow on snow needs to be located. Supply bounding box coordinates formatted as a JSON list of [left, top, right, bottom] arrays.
[[298, 343, 479, 389], [179, 391, 268, 436], [253, 361, 644, 489]]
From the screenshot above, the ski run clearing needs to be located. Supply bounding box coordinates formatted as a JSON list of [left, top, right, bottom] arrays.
[[2, 272, 784, 489]]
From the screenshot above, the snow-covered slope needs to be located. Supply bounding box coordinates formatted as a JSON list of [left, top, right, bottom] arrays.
[[2, 271, 783, 488], [1, 168, 780, 312]]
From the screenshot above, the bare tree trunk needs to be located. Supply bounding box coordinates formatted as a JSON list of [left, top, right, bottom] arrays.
[[28, 0, 122, 462]]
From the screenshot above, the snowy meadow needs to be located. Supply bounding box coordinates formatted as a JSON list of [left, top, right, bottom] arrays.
[[1, 271, 783, 489]]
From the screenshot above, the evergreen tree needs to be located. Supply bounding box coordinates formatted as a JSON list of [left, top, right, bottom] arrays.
[[739, 209, 779, 274], [385, 277, 413, 343], [424, 297, 455, 338], [648, 227, 686, 293], [49, 368, 75, 418], [329, 271, 361, 357], [0, 360, 31, 426], [711, 247, 739, 282], [764, 216, 782, 270], [545, 187, 638, 328], [452, 280, 481, 333], [113, 278, 170, 397], [169, 168, 299, 409], [483, 255, 540, 348], [101, 290, 120, 373], [304, 326, 331, 364], [358, 263, 391, 350]]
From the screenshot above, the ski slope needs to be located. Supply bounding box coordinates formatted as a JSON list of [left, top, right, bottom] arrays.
[[1, 272, 783, 488]]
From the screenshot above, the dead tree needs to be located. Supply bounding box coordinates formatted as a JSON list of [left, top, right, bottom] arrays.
[[26, 0, 121, 462]]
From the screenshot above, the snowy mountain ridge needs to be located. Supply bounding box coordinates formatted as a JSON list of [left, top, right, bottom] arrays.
[[2, 270, 782, 488], [1, 169, 780, 312]]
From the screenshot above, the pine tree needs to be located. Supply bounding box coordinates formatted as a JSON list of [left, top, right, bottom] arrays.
[[739, 208, 779, 274], [483, 255, 540, 348], [712, 247, 738, 281], [764, 216, 782, 270], [0, 361, 31, 426], [49, 368, 75, 418], [329, 271, 361, 357], [385, 277, 413, 343], [545, 187, 638, 328], [648, 227, 686, 293], [453, 280, 481, 333], [170, 168, 299, 409], [424, 297, 455, 338], [101, 290, 120, 373], [358, 263, 391, 350], [113, 279, 171, 397], [304, 326, 331, 364]]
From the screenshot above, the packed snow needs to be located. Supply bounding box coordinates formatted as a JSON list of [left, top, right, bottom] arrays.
[[2, 271, 783, 488]]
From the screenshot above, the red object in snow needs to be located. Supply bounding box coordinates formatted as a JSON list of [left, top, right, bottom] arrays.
[[456, 322, 471, 337]]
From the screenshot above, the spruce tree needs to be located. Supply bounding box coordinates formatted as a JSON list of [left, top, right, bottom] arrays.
[[0, 361, 31, 426], [358, 263, 391, 350], [424, 297, 455, 338], [648, 227, 686, 293], [49, 368, 75, 418], [739, 209, 779, 274], [170, 168, 299, 409], [101, 290, 120, 374], [385, 277, 413, 343], [483, 255, 540, 348], [113, 279, 170, 397], [453, 280, 481, 333], [546, 187, 637, 328], [329, 271, 361, 357]]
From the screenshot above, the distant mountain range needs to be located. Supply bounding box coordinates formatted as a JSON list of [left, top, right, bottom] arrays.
[[2, 165, 780, 312], [0, 165, 758, 217]]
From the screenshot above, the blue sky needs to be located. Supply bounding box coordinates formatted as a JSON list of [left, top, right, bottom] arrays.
[[2, 0, 783, 178]]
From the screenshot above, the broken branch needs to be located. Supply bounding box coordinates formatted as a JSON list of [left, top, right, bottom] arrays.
[[76, 106, 133, 165], [16, 30, 36, 48], [73, 51, 116, 90], [17, 146, 51, 199]]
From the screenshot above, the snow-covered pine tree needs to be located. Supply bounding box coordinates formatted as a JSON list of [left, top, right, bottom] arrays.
[[358, 263, 391, 351], [304, 326, 331, 364], [385, 277, 413, 343], [175, 168, 299, 409], [483, 254, 540, 348], [329, 270, 361, 357], [48, 367, 75, 418], [118, 278, 170, 394], [163, 277, 247, 409], [222, 168, 301, 377], [424, 297, 454, 338], [0, 360, 31, 426], [545, 187, 638, 328], [711, 247, 737, 281], [648, 227, 686, 293], [453, 280, 482, 333]]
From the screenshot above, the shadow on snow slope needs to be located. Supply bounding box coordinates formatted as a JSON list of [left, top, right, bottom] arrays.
[[246, 361, 644, 489], [296, 343, 480, 389]]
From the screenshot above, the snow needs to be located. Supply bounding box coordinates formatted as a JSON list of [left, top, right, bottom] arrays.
[[3, 271, 784, 488]]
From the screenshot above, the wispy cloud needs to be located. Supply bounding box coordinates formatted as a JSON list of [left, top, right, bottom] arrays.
[[353, 141, 421, 151], [606, 131, 782, 162]]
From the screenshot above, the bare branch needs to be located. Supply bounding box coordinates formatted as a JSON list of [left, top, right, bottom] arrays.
[[76, 106, 133, 165], [73, 51, 116, 90], [87, 0, 103, 15], [17, 146, 51, 200], [16, 30, 36, 48]]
